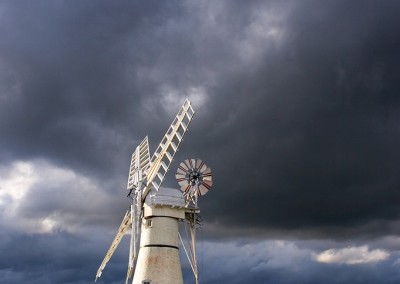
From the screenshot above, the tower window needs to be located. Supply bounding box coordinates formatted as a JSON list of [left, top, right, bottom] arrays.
[[142, 280, 152, 284]]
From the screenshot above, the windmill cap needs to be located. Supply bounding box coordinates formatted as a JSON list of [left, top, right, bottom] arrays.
[[145, 187, 185, 207]]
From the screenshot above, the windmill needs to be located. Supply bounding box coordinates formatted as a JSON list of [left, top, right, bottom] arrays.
[[95, 99, 213, 284]]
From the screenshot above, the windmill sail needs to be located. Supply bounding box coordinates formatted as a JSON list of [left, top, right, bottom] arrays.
[[127, 136, 150, 192], [95, 210, 132, 282], [142, 99, 195, 201]]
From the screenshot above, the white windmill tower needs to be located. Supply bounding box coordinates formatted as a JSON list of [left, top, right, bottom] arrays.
[[95, 99, 213, 284]]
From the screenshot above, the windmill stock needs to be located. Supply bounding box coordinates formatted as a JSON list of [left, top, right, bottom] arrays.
[[95, 99, 213, 284]]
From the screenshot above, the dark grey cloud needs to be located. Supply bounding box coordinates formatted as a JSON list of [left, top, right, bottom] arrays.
[[0, 229, 130, 284], [1, 0, 400, 283], [186, 0, 400, 237], [0, 0, 179, 176]]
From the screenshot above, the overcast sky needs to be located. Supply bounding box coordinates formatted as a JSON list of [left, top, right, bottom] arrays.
[[1, 1, 400, 283]]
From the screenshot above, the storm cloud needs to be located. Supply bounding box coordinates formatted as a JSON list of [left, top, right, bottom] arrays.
[[1, 0, 400, 283]]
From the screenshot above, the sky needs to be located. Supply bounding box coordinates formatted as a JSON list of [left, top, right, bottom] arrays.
[[1, 0, 400, 283]]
